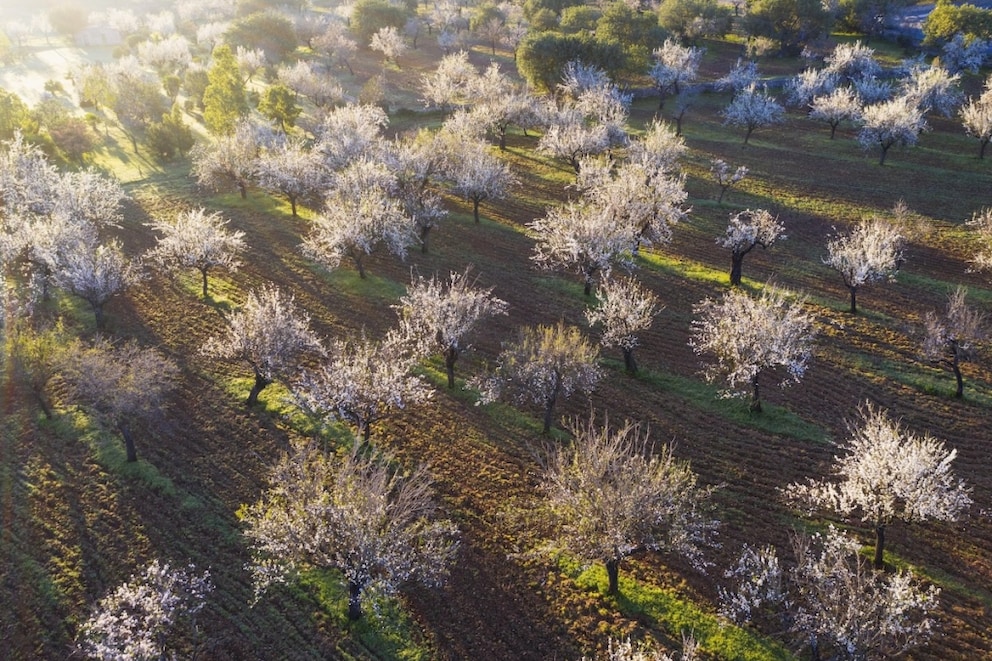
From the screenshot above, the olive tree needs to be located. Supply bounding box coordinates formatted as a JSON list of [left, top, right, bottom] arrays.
[[240, 439, 458, 621], [824, 217, 904, 314], [541, 414, 718, 594], [717, 208, 786, 286], [396, 269, 508, 388], [474, 322, 601, 433], [146, 208, 246, 299], [202, 286, 323, 406], [585, 275, 662, 373], [922, 286, 986, 398], [61, 339, 178, 463], [690, 285, 815, 412], [784, 403, 972, 569]]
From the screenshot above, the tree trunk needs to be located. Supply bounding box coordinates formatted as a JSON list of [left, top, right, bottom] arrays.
[[472, 198, 481, 224], [750, 373, 762, 413], [622, 347, 637, 374], [444, 345, 458, 389], [92, 302, 106, 331], [361, 420, 372, 443], [119, 421, 138, 463], [347, 580, 364, 620], [605, 558, 620, 594], [584, 278, 592, 296], [290, 197, 298, 217], [829, 121, 839, 140], [32, 388, 53, 420], [874, 524, 885, 570], [952, 357, 964, 399], [420, 225, 431, 254], [246, 371, 271, 406], [743, 126, 754, 144], [200, 267, 210, 299], [354, 254, 367, 279], [878, 145, 889, 166], [717, 185, 727, 204], [849, 286, 858, 314], [498, 127, 506, 151], [980, 139, 988, 160], [730, 252, 744, 286]]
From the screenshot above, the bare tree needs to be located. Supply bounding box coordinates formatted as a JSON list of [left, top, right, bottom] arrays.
[[77, 560, 213, 661], [784, 402, 972, 569], [146, 208, 245, 299], [474, 322, 601, 433], [202, 285, 323, 406], [717, 208, 786, 286], [61, 338, 179, 462], [585, 275, 662, 373], [240, 439, 458, 621], [922, 286, 986, 398], [56, 239, 144, 331], [857, 96, 928, 165], [541, 413, 718, 594], [530, 202, 635, 297], [690, 285, 815, 412], [824, 217, 904, 314], [396, 269, 508, 388], [294, 331, 431, 442], [721, 83, 785, 144]]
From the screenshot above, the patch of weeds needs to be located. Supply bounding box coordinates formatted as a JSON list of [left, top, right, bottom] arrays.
[[299, 568, 433, 661], [613, 361, 829, 444], [558, 557, 793, 661]]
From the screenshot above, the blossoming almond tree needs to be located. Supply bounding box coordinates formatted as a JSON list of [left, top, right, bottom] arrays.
[[716, 208, 785, 286], [857, 96, 928, 165], [784, 403, 972, 569], [585, 275, 662, 373], [824, 217, 904, 314], [922, 286, 986, 398]]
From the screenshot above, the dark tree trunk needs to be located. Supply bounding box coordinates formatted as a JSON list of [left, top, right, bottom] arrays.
[[878, 144, 890, 166], [584, 278, 592, 296], [472, 198, 481, 223], [874, 524, 885, 570], [849, 286, 858, 314], [353, 254, 367, 279], [420, 225, 431, 254], [952, 358, 964, 398], [750, 374, 762, 413], [290, 197, 298, 217], [622, 347, 637, 373], [32, 388, 53, 420], [119, 421, 138, 463], [498, 127, 506, 151], [730, 251, 744, 286], [238, 182, 247, 199], [444, 345, 458, 389], [92, 302, 106, 331], [743, 126, 754, 144], [347, 580, 364, 620], [829, 121, 839, 140], [717, 185, 727, 204], [200, 267, 210, 299], [361, 420, 372, 443], [246, 371, 271, 406], [980, 139, 988, 160], [605, 558, 620, 594]]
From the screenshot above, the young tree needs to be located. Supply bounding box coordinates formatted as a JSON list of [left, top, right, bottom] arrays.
[[529, 201, 635, 296], [922, 286, 986, 398], [857, 96, 928, 165], [77, 560, 213, 661], [541, 414, 717, 594], [967, 206, 992, 273], [302, 160, 415, 280], [649, 39, 703, 111], [474, 322, 601, 433], [809, 87, 862, 139], [240, 439, 458, 621], [295, 331, 431, 442], [146, 208, 246, 299], [721, 83, 785, 144], [190, 119, 259, 199], [446, 138, 516, 223], [396, 269, 508, 388], [61, 339, 178, 463], [824, 218, 905, 314], [256, 139, 327, 217], [56, 239, 144, 331], [717, 208, 786, 286], [690, 285, 815, 412], [258, 83, 301, 133], [202, 44, 247, 135], [203, 286, 323, 406], [585, 275, 662, 373], [785, 403, 972, 569], [960, 82, 992, 159], [710, 158, 748, 204]]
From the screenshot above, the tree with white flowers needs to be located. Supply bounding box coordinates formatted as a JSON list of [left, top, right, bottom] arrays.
[[857, 96, 928, 165], [586, 275, 661, 373], [810, 87, 863, 139], [960, 81, 992, 159], [824, 41, 881, 82], [313, 104, 388, 170], [824, 217, 905, 314], [240, 438, 458, 621], [717, 208, 786, 286], [77, 560, 213, 661], [785, 67, 838, 108], [541, 414, 718, 594], [447, 138, 516, 224], [690, 285, 815, 412], [146, 208, 245, 298], [784, 402, 972, 570], [967, 206, 992, 273], [710, 158, 748, 204], [61, 338, 178, 463], [202, 286, 323, 406], [721, 83, 785, 144], [530, 201, 635, 296], [190, 119, 259, 199], [56, 239, 143, 331], [649, 39, 703, 110], [256, 139, 327, 217], [421, 50, 479, 111], [922, 286, 986, 398], [295, 331, 431, 442], [900, 63, 963, 117], [537, 107, 613, 174], [370, 26, 408, 66], [396, 269, 508, 388], [474, 322, 601, 433]]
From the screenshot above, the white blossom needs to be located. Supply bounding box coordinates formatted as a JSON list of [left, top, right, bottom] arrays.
[[721, 83, 784, 144], [717, 208, 785, 285], [810, 87, 863, 139], [823, 217, 904, 313], [585, 275, 662, 373], [922, 286, 986, 398]]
